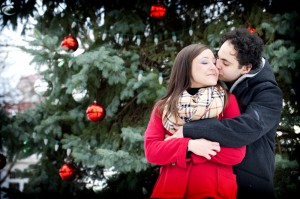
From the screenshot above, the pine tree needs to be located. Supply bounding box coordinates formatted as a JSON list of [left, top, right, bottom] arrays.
[[1, 0, 299, 198]]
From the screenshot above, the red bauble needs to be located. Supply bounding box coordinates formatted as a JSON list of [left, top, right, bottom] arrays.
[[61, 34, 78, 51], [150, 2, 166, 18], [86, 101, 106, 122], [0, 153, 7, 170], [59, 163, 78, 181], [247, 26, 256, 33]]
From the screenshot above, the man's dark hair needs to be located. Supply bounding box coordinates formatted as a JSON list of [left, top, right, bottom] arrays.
[[220, 28, 264, 71]]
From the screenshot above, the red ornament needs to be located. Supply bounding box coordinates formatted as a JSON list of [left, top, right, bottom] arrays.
[[0, 153, 7, 170], [61, 34, 78, 51], [86, 101, 106, 122], [247, 26, 256, 33], [150, 2, 166, 18], [59, 163, 78, 181]]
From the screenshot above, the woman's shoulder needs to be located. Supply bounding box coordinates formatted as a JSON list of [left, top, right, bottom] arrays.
[[228, 93, 237, 103], [222, 93, 240, 119]]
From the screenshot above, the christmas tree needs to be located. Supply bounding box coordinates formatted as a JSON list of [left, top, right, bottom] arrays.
[[1, 0, 299, 198]]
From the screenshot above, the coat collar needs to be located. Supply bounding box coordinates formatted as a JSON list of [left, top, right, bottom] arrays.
[[229, 57, 265, 93]]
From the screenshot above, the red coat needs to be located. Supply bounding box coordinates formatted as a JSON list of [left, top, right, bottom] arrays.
[[144, 94, 246, 199]]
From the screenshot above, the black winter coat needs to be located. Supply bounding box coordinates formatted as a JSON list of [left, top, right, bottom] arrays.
[[183, 58, 283, 199]]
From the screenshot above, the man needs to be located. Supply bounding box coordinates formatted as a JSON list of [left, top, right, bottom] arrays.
[[166, 28, 283, 198]]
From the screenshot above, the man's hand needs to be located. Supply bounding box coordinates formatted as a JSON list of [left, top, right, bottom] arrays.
[[164, 126, 184, 141]]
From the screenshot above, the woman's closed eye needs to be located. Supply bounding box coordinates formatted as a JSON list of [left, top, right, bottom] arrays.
[[200, 60, 216, 66]]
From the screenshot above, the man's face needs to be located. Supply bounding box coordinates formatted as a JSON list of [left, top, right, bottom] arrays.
[[216, 40, 249, 83]]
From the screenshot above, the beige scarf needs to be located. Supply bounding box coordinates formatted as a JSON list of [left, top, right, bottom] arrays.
[[162, 86, 225, 134]]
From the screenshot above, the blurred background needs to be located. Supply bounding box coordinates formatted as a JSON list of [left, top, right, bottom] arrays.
[[0, 0, 299, 198]]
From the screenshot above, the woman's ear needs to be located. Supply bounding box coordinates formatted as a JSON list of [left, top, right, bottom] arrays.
[[241, 64, 252, 75]]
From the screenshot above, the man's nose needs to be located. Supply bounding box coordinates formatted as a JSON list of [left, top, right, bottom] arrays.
[[216, 59, 221, 69]]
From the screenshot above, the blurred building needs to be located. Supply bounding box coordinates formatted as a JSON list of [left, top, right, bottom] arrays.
[[0, 154, 40, 192], [1, 74, 42, 197], [3, 73, 42, 115]]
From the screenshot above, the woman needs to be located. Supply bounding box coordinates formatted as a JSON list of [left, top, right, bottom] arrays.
[[144, 43, 246, 199]]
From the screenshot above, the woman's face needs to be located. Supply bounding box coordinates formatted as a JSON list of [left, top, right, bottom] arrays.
[[190, 49, 218, 88]]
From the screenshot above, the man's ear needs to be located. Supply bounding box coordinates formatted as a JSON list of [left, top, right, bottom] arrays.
[[241, 64, 252, 75]]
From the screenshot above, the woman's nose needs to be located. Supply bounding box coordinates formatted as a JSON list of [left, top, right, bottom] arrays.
[[209, 61, 217, 69]]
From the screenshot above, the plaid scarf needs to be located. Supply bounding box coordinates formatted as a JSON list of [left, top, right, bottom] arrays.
[[162, 86, 225, 134]]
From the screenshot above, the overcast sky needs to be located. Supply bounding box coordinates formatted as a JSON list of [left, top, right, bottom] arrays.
[[1, 25, 36, 87]]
